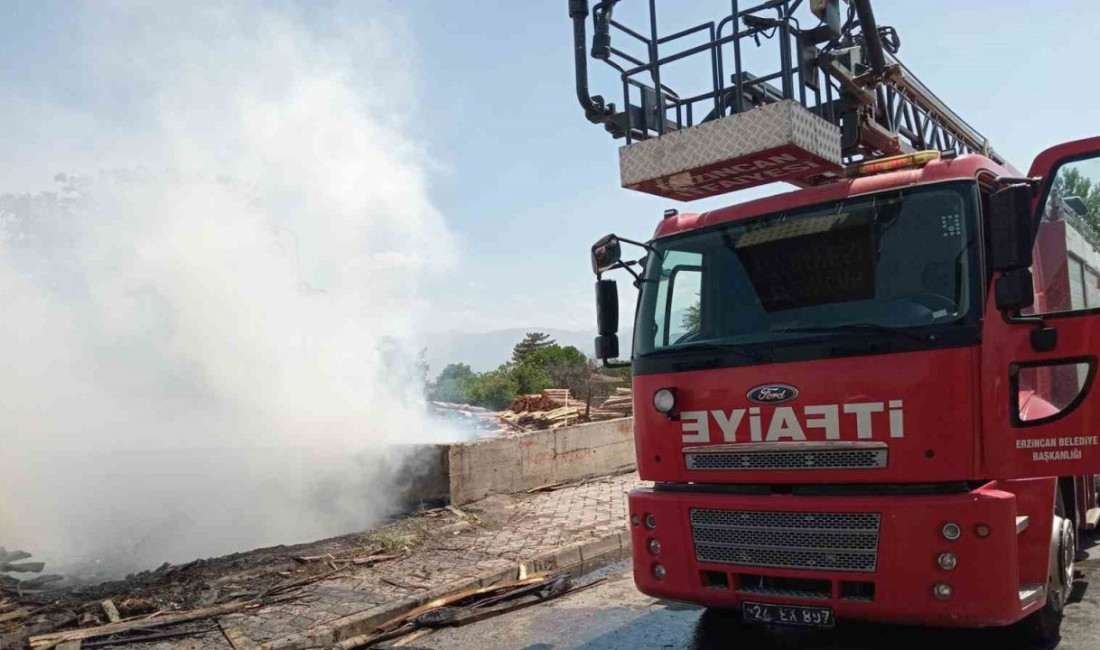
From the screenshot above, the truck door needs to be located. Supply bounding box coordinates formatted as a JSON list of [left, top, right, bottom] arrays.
[[983, 137, 1100, 478]]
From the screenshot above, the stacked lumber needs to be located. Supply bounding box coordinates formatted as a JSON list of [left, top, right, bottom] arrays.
[[509, 394, 559, 413], [541, 388, 571, 406], [589, 389, 633, 421], [499, 406, 582, 430], [430, 402, 513, 437], [497, 388, 581, 431], [430, 401, 490, 413]]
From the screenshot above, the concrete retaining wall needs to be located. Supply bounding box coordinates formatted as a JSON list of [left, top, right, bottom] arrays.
[[447, 417, 635, 505]]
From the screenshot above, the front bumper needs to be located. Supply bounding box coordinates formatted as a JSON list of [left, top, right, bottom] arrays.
[[629, 486, 1028, 628]]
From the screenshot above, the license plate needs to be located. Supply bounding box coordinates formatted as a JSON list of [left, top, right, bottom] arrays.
[[742, 601, 835, 628]]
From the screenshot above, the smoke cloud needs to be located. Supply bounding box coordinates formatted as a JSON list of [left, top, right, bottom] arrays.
[[0, 1, 458, 577]]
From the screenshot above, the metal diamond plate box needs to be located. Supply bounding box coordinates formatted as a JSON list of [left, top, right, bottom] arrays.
[[619, 99, 843, 201]]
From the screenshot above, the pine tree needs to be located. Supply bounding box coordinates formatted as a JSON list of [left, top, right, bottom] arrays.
[[511, 332, 556, 364]]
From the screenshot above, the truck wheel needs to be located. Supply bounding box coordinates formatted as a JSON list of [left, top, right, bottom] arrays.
[[1022, 490, 1075, 644]]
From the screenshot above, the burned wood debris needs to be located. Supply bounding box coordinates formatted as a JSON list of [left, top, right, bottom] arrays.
[[0, 535, 399, 648], [2, 548, 64, 596], [29, 599, 262, 649], [290, 546, 400, 568], [1, 548, 68, 648], [1, 504, 481, 649], [3, 562, 321, 650], [335, 572, 607, 649]]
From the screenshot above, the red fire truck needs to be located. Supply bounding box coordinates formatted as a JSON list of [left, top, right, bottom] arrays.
[[570, 0, 1100, 640]]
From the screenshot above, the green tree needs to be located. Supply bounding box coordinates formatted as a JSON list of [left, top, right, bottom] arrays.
[[558, 356, 597, 416], [681, 300, 701, 331], [442, 335, 611, 411], [511, 361, 552, 395], [462, 365, 520, 410], [1051, 166, 1100, 235], [428, 362, 475, 403], [526, 345, 587, 386], [511, 332, 555, 364]]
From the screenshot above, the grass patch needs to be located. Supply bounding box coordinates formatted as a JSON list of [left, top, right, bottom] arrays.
[[361, 517, 431, 554]]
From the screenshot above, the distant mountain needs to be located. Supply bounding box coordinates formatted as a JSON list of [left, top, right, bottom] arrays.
[[422, 328, 633, 374]]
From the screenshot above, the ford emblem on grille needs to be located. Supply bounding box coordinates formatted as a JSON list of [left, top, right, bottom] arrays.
[[747, 384, 799, 404]]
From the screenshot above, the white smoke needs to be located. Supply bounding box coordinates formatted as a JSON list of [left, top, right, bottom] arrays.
[[0, 1, 458, 576]]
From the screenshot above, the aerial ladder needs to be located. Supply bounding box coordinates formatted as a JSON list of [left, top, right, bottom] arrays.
[[569, 0, 1007, 201]]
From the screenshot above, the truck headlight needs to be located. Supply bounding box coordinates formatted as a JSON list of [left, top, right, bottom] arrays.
[[653, 388, 677, 414]]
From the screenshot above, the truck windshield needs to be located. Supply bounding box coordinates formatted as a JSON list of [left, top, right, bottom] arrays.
[[635, 182, 980, 356]]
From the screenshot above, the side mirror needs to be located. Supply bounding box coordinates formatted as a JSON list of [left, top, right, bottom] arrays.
[[595, 279, 620, 361], [594, 334, 620, 360], [989, 184, 1035, 272], [596, 279, 619, 335], [995, 268, 1035, 312], [591, 234, 622, 275]]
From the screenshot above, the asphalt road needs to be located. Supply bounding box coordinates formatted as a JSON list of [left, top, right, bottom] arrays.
[[410, 538, 1100, 650]]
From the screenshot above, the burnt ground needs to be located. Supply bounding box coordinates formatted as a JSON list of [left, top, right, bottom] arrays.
[[4, 472, 640, 649], [1, 506, 472, 647]]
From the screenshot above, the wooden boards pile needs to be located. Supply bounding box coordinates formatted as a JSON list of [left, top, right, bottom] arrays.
[[589, 387, 633, 421], [499, 406, 581, 430]]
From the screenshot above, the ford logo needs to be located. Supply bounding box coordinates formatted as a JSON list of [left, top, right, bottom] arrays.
[[747, 384, 799, 405]]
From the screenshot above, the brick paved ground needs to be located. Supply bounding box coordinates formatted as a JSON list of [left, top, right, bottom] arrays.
[[129, 471, 644, 649]]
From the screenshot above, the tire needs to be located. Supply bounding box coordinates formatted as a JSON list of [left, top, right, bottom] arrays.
[[1022, 574, 1064, 644], [1022, 488, 1075, 644]]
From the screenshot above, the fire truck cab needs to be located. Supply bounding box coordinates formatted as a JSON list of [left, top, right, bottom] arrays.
[[570, 0, 1100, 640], [616, 144, 1100, 636]]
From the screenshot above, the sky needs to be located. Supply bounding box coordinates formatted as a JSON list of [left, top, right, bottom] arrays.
[[1, 0, 1097, 335]]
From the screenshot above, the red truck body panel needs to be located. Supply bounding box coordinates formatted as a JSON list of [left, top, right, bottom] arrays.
[[633, 347, 979, 484], [628, 486, 1032, 627], [653, 155, 1011, 239], [628, 479, 1060, 627]]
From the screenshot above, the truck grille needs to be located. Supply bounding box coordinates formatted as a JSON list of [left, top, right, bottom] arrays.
[[691, 509, 881, 573], [685, 448, 887, 471]]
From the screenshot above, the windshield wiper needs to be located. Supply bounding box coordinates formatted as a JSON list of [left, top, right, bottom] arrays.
[[644, 341, 764, 362], [771, 323, 933, 341]]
